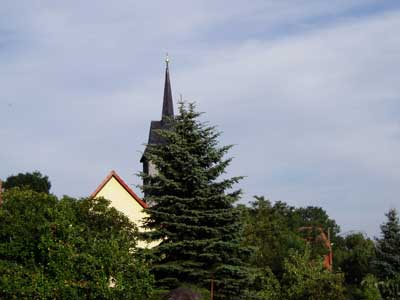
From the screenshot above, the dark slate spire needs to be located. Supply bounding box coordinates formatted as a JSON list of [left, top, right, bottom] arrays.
[[162, 55, 174, 120], [140, 56, 175, 165]]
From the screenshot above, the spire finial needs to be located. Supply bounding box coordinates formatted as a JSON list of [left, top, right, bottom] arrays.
[[165, 52, 170, 68]]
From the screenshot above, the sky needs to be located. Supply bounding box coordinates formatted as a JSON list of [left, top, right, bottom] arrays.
[[1, 1, 399, 237]]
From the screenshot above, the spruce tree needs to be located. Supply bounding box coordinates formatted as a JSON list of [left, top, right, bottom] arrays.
[[373, 208, 400, 279], [141, 102, 249, 300]]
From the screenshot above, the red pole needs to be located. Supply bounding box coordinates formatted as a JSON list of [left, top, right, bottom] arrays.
[[328, 227, 333, 270]]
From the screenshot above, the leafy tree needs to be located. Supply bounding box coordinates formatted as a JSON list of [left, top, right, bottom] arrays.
[[358, 274, 381, 300], [3, 171, 51, 194], [281, 246, 346, 300], [0, 188, 153, 299], [141, 102, 250, 300], [291, 206, 340, 236], [251, 267, 281, 300], [241, 196, 306, 277], [378, 274, 400, 300], [242, 196, 339, 278], [291, 205, 340, 259], [334, 233, 376, 285], [373, 208, 400, 279]]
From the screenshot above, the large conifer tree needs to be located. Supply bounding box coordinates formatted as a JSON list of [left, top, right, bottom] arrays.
[[373, 208, 400, 279], [142, 102, 249, 299]]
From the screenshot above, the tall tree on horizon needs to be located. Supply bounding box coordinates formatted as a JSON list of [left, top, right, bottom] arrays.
[[373, 208, 400, 279], [141, 102, 250, 300]]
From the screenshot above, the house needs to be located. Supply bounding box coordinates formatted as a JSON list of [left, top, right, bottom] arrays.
[[91, 170, 153, 248]]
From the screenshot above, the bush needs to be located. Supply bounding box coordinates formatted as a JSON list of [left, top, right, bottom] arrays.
[[357, 274, 381, 300], [378, 275, 400, 300], [0, 189, 154, 299]]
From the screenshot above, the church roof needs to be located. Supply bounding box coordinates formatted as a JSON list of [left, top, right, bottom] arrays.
[[148, 120, 164, 144], [91, 170, 148, 209]]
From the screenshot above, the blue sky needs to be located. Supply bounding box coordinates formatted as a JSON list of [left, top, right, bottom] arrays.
[[1, 1, 400, 236]]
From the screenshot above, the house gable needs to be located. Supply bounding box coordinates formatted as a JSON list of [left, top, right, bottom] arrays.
[[91, 170, 147, 228]]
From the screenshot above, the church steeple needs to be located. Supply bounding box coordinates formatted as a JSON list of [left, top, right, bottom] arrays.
[[162, 55, 174, 120], [140, 56, 176, 176]]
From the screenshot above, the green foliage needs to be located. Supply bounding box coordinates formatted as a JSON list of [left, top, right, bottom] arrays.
[[373, 208, 400, 280], [281, 246, 346, 300], [334, 233, 376, 285], [291, 205, 341, 236], [347, 274, 382, 300], [250, 267, 281, 300], [241, 196, 306, 277], [376, 274, 400, 300], [241, 196, 338, 279], [0, 188, 154, 299], [359, 274, 381, 300], [142, 102, 250, 300], [3, 171, 51, 194]]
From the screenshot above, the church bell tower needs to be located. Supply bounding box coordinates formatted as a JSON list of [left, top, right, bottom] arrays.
[[141, 57, 174, 178]]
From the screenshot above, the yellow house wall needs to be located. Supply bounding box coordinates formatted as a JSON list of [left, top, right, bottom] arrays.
[[96, 177, 146, 228], [95, 177, 159, 248]]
